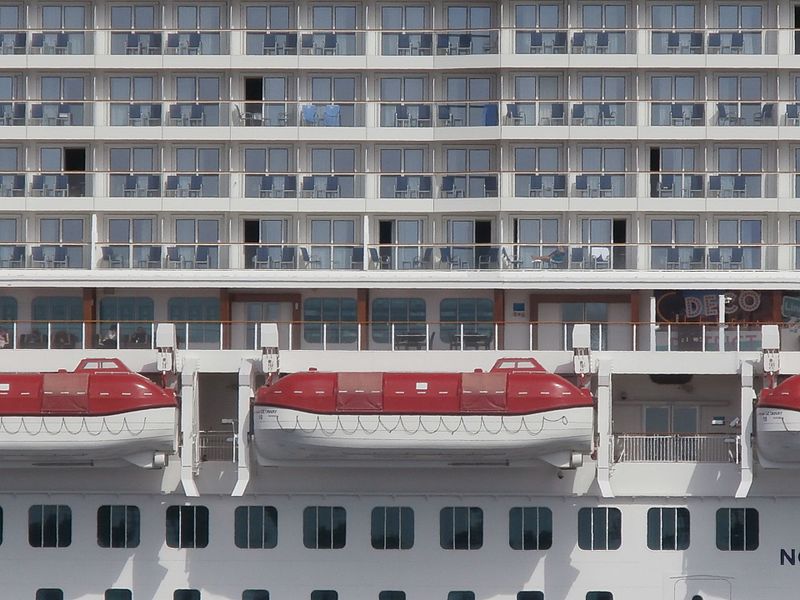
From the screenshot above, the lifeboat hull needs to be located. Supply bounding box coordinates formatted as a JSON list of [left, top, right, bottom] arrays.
[[252, 405, 594, 466], [0, 407, 178, 467], [756, 406, 800, 468]]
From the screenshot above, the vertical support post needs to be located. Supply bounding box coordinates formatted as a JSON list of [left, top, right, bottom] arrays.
[[232, 357, 255, 497], [180, 357, 200, 497], [649, 294, 656, 351], [718, 293, 726, 352], [596, 359, 614, 498], [735, 360, 754, 499]]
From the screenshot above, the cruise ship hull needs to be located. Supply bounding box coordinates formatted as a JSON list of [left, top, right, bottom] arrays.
[[252, 405, 594, 466]]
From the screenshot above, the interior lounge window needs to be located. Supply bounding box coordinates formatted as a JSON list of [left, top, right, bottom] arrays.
[[29, 505, 71, 548], [371, 506, 414, 549], [647, 507, 689, 550], [303, 506, 346, 549], [165, 505, 209, 548], [440, 507, 483, 550], [509, 507, 553, 550], [578, 507, 621, 550], [716, 508, 758, 551], [302, 297, 357, 345], [234, 506, 278, 549], [371, 299, 426, 344]]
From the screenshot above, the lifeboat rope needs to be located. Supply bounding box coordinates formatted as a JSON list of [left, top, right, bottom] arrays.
[[275, 413, 571, 436], [0, 416, 150, 436]]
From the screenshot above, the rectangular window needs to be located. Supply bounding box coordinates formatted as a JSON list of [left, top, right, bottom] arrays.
[[439, 298, 495, 348], [29, 505, 71, 548], [36, 591, 64, 600], [303, 506, 346, 549], [371, 299, 426, 344], [578, 507, 621, 550], [517, 594, 544, 600], [235, 506, 278, 549], [440, 507, 483, 550], [243, 592, 269, 600], [174, 591, 201, 600], [167, 297, 221, 345], [371, 507, 414, 549], [302, 298, 357, 345], [447, 593, 475, 600], [716, 508, 758, 551], [647, 507, 689, 550], [98, 505, 140, 548], [166, 505, 209, 549], [311, 592, 337, 600], [379, 593, 406, 600], [106, 591, 133, 600], [509, 507, 552, 550], [586, 594, 613, 600]]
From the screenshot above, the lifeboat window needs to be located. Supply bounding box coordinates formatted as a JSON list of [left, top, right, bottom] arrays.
[[647, 507, 690, 551], [447, 593, 475, 600], [105, 591, 132, 600], [509, 507, 553, 550], [35, 590, 63, 600], [235, 506, 278, 549], [379, 593, 406, 600], [243, 591, 269, 600], [166, 505, 209, 549], [98, 505, 140, 549], [29, 505, 71, 548], [586, 594, 613, 600], [517, 594, 544, 600], [303, 506, 346, 549], [577, 507, 621, 550], [440, 507, 483, 550], [310, 591, 338, 600], [303, 298, 358, 344], [371, 506, 414, 550], [716, 508, 759, 551], [371, 298, 426, 344], [174, 591, 201, 600]]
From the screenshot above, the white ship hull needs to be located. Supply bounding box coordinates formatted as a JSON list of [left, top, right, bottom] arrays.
[[0, 407, 177, 466], [252, 405, 594, 466], [756, 406, 800, 467]]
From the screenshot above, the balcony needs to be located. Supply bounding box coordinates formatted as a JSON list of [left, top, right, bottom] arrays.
[[109, 102, 161, 126], [0, 102, 25, 125], [571, 30, 632, 54], [29, 31, 90, 54], [436, 30, 498, 55], [613, 434, 740, 463], [167, 102, 223, 126], [109, 174, 161, 197], [651, 30, 704, 54], [245, 31, 298, 55], [650, 103, 705, 126], [299, 31, 363, 55], [110, 31, 162, 55], [28, 102, 89, 126], [244, 174, 297, 198], [381, 31, 434, 56], [0, 31, 25, 54], [514, 29, 568, 54], [164, 31, 226, 55], [164, 174, 226, 198], [30, 173, 89, 197], [0, 174, 25, 197], [298, 103, 362, 127]]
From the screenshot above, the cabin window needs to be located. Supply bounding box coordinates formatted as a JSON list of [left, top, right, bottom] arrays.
[[517, 593, 544, 600], [586, 593, 613, 600], [97, 505, 140, 548], [29, 505, 71, 548], [371, 298, 426, 344], [447, 593, 475, 600], [578, 507, 621, 550], [439, 298, 494, 347], [166, 505, 209, 548], [105, 591, 133, 600], [303, 506, 346, 549], [371, 506, 414, 549], [35, 591, 64, 600], [235, 506, 278, 549], [509, 507, 552, 550], [311, 591, 338, 600], [167, 297, 221, 346], [174, 591, 201, 600], [440, 507, 483, 550], [647, 507, 689, 550], [379, 593, 406, 600], [243, 591, 269, 600], [716, 508, 758, 551], [302, 298, 358, 345], [31, 296, 82, 348]]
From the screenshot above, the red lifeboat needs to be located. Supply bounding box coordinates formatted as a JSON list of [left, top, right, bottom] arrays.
[[252, 358, 594, 467], [0, 359, 178, 468], [756, 375, 800, 467]]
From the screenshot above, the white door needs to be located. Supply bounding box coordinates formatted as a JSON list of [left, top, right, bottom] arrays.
[[673, 576, 732, 600]]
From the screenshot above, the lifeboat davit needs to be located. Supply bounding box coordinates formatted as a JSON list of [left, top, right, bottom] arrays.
[[757, 375, 800, 467], [0, 358, 178, 468], [253, 357, 594, 467]]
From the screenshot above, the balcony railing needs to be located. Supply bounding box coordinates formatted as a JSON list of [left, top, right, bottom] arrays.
[[613, 434, 741, 463], [0, 320, 785, 353]]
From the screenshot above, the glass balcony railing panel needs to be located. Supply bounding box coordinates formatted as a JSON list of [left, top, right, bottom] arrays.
[[379, 175, 434, 198], [715, 102, 774, 126], [650, 102, 705, 126], [31, 244, 86, 269], [436, 31, 498, 55], [649, 174, 705, 198], [437, 103, 499, 127], [651, 31, 704, 54], [571, 30, 630, 54], [0, 173, 24, 197], [29, 31, 89, 54], [164, 174, 225, 197], [379, 103, 433, 127], [167, 103, 223, 126], [245, 31, 298, 55], [299, 32, 363, 55], [109, 174, 161, 197], [574, 174, 631, 197], [299, 103, 361, 127], [0, 31, 25, 54], [166, 244, 222, 269], [0, 102, 25, 125], [439, 174, 498, 198], [299, 175, 362, 198], [165, 32, 224, 55], [381, 31, 434, 56], [109, 102, 162, 126], [707, 31, 761, 55], [244, 244, 284, 269], [28, 102, 88, 126], [244, 174, 297, 198], [707, 174, 763, 198], [514, 29, 568, 54], [237, 102, 294, 127], [514, 173, 567, 197], [30, 173, 88, 197], [570, 102, 630, 126], [110, 31, 162, 54]]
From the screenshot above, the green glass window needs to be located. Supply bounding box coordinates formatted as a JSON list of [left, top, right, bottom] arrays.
[[371, 298, 426, 343], [303, 298, 357, 344]]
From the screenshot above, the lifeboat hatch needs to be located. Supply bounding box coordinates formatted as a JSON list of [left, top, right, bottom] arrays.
[[336, 373, 383, 411], [42, 372, 89, 414], [490, 358, 545, 373]]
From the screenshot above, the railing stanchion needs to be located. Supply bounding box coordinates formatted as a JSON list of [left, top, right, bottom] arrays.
[[323, 322, 327, 350], [460, 323, 464, 351], [529, 322, 533, 351], [47, 322, 51, 350]]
